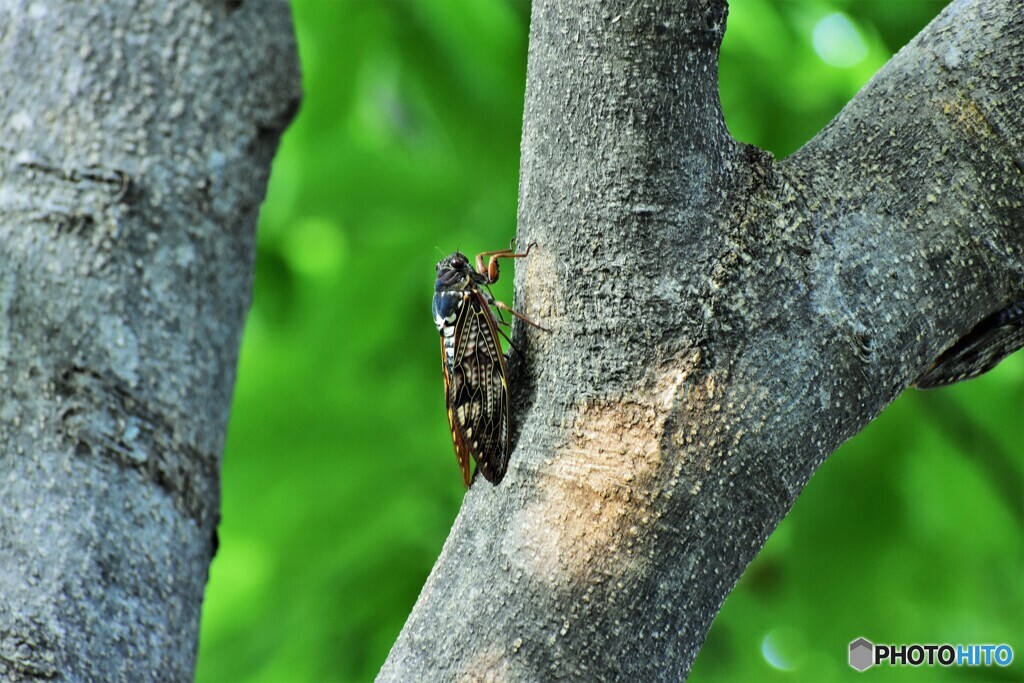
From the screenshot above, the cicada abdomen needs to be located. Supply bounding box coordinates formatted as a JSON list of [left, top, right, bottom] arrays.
[[432, 244, 544, 486]]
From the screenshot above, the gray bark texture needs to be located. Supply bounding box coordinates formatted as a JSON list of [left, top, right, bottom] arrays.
[[381, 0, 1022, 680], [0, 1, 298, 680]]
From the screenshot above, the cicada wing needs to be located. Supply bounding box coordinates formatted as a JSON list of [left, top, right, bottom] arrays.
[[448, 290, 510, 484]]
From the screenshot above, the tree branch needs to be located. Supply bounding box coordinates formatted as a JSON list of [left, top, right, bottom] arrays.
[[380, 0, 1022, 679], [0, 2, 299, 679]]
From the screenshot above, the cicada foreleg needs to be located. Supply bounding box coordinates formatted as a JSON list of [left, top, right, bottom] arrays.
[[475, 240, 537, 284]]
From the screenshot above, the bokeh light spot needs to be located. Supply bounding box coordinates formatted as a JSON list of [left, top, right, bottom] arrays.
[[812, 13, 868, 68], [282, 217, 347, 277], [761, 626, 806, 671]]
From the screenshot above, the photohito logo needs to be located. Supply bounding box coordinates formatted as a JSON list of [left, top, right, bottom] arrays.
[[849, 637, 1014, 672]]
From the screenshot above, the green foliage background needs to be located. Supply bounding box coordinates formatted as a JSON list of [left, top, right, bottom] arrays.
[[196, 1, 1023, 681]]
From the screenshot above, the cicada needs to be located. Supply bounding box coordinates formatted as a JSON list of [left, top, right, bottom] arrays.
[[432, 243, 544, 486]]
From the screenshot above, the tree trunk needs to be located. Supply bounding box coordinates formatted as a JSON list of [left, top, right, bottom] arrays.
[[0, 2, 298, 679], [380, 0, 1022, 679]]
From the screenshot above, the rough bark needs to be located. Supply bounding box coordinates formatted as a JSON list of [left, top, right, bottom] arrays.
[[0, 1, 299, 679], [381, 0, 1022, 680]]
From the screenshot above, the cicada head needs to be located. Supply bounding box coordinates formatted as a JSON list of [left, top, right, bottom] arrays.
[[433, 252, 474, 336], [434, 252, 473, 293]]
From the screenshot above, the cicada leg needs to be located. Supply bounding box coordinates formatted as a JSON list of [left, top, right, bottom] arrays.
[[493, 298, 547, 331], [478, 281, 547, 332], [475, 240, 537, 284]]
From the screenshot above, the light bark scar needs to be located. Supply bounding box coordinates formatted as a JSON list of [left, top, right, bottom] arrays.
[[505, 359, 700, 585], [517, 243, 558, 324], [455, 646, 512, 682]]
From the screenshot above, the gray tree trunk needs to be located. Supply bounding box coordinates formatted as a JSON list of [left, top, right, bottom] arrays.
[[381, 0, 1022, 679], [0, 2, 298, 680]]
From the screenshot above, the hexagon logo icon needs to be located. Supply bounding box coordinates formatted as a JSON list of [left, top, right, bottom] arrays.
[[849, 637, 874, 671]]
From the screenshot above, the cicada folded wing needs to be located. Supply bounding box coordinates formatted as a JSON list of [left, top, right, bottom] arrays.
[[442, 289, 510, 485], [458, 289, 511, 483]]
